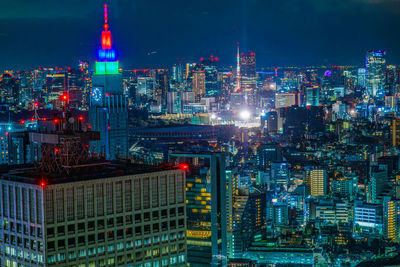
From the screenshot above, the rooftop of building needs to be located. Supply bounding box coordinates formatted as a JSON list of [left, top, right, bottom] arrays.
[[357, 253, 400, 267], [131, 125, 216, 133], [1, 161, 181, 186], [246, 242, 319, 253]]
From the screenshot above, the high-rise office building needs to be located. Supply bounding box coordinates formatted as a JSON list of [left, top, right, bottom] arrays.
[[192, 70, 206, 102], [167, 92, 181, 114], [0, 72, 20, 104], [169, 152, 227, 266], [78, 60, 92, 110], [383, 199, 397, 241], [272, 202, 289, 226], [265, 111, 278, 135], [357, 68, 367, 88], [0, 106, 187, 267], [0, 163, 187, 267], [201, 57, 220, 97], [305, 86, 320, 106], [257, 145, 283, 171], [275, 93, 301, 108], [310, 169, 327, 197], [366, 50, 386, 96], [89, 4, 128, 160], [18, 71, 34, 107], [44, 71, 68, 110], [271, 162, 289, 187], [391, 118, 400, 147], [240, 52, 257, 106], [172, 63, 184, 84], [354, 201, 383, 232], [230, 190, 266, 258], [0, 122, 28, 165], [137, 77, 155, 99], [283, 106, 307, 137], [155, 69, 169, 111], [368, 167, 388, 204], [384, 65, 397, 96], [331, 177, 356, 200]]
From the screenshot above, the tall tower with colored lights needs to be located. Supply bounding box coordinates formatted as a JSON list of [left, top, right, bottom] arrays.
[[234, 42, 241, 92], [89, 3, 128, 160]]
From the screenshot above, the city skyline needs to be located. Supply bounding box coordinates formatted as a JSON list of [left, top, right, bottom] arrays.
[[2, 1, 400, 266], [1, 0, 400, 70]]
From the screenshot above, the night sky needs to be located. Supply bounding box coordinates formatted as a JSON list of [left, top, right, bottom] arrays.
[[0, 0, 399, 71]]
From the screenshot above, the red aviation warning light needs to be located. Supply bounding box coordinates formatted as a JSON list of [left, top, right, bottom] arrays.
[[177, 163, 189, 171], [40, 176, 47, 188], [61, 93, 69, 102]]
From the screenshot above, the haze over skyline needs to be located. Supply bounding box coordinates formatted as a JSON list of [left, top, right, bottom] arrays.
[[1, 0, 399, 70]]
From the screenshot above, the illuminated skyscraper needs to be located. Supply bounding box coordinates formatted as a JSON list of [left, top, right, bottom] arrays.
[[89, 4, 128, 159], [201, 57, 219, 97], [271, 162, 289, 187], [167, 92, 181, 114], [392, 118, 400, 147], [366, 50, 386, 96], [0, 160, 187, 267], [230, 190, 266, 258], [234, 43, 241, 92], [79, 60, 92, 110], [305, 86, 320, 106], [0, 122, 27, 164], [385, 65, 397, 96], [192, 70, 206, 102], [155, 69, 169, 111], [357, 68, 367, 88], [170, 152, 227, 267], [43, 70, 68, 110], [368, 167, 388, 204], [240, 52, 257, 106], [0, 72, 20, 104], [310, 169, 327, 197], [137, 77, 155, 99]]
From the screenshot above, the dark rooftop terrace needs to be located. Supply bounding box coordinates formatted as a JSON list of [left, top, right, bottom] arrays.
[[1, 161, 180, 186]]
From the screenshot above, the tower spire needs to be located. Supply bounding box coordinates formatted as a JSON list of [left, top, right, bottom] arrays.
[[32, 102, 39, 121], [104, 4, 109, 31], [234, 42, 241, 92], [101, 3, 112, 50], [95, 3, 119, 75]]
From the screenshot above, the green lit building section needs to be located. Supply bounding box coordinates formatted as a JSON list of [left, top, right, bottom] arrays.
[[95, 61, 119, 75]]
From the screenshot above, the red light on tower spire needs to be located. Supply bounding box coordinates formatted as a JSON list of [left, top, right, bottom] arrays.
[[104, 4, 108, 28], [101, 3, 112, 50]]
